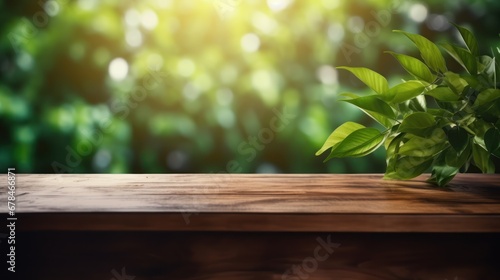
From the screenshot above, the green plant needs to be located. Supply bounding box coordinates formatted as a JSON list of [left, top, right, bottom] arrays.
[[317, 25, 500, 186]]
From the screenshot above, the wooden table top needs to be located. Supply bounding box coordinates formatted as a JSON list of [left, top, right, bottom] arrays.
[[2, 174, 500, 232]]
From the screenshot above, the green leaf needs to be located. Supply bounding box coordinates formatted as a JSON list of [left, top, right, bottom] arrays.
[[398, 129, 448, 157], [452, 23, 479, 56], [385, 132, 404, 156], [445, 140, 472, 168], [398, 137, 447, 157], [429, 151, 460, 187], [398, 112, 436, 137], [322, 26, 495, 187], [469, 119, 492, 138], [384, 133, 406, 173], [386, 52, 435, 83], [326, 128, 386, 159], [384, 133, 405, 175], [435, 100, 463, 115], [445, 126, 470, 154], [340, 94, 396, 119], [441, 43, 477, 74], [430, 166, 459, 187], [385, 81, 426, 104], [478, 55, 497, 86], [471, 125, 491, 150], [475, 99, 500, 123], [443, 72, 468, 94], [386, 156, 433, 180], [397, 102, 413, 116], [425, 86, 460, 101], [473, 88, 500, 108], [427, 108, 454, 118], [316, 122, 365, 156], [337, 67, 389, 95], [341, 95, 396, 127], [472, 142, 495, 173], [461, 74, 481, 89], [394, 30, 447, 73], [409, 95, 427, 112], [484, 127, 500, 154]]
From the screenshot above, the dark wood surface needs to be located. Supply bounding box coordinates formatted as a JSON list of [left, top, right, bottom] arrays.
[[3, 174, 500, 232], [14, 231, 500, 279], [2, 174, 500, 279], [8, 173, 500, 213]]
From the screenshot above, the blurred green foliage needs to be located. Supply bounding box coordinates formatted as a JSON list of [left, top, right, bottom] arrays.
[[0, 0, 499, 174]]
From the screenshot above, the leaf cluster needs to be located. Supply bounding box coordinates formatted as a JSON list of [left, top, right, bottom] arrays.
[[317, 25, 500, 186]]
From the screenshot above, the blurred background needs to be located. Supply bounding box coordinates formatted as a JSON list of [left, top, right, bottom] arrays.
[[0, 0, 499, 174]]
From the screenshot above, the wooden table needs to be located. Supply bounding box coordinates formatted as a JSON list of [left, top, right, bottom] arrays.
[[2, 174, 500, 279]]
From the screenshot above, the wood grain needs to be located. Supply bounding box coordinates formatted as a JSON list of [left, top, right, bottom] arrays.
[[0, 173, 498, 232], [3, 174, 500, 279], [15, 231, 500, 280], [5, 174, 500, 213], [14, 213, 500, 232]]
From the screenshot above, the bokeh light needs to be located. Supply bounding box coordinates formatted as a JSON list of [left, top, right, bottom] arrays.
[[409, 3, 428, 23], [108, 58, 129, 81], [1, 0, 499, 174]]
